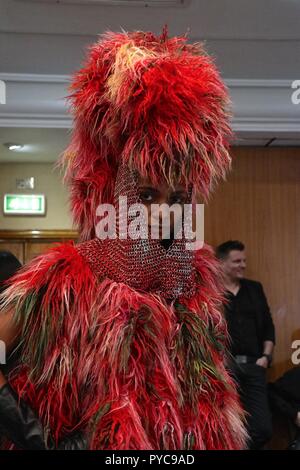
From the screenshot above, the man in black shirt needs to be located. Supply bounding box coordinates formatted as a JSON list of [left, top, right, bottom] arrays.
[[216, 240, 275, 449]]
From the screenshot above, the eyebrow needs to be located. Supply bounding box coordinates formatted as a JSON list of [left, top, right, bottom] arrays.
[[138, 186, 187, 196], [138, 186, 160, 193], [171, 189, 187, 195]]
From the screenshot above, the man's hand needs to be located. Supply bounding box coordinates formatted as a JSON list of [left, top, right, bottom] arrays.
[[256, 356, 268, 368]]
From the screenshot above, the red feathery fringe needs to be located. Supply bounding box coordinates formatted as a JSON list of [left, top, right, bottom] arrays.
[[1, 242, 246, 449], [60, 29, 233, 240]]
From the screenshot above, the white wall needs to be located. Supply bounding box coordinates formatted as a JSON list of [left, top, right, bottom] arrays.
[[0, 162, 73, 230]]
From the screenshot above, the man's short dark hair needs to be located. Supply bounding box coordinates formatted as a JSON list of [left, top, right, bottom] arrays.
[[216, 240, 245, 260]]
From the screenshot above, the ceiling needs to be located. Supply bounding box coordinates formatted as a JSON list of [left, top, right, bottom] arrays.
[[1, 0, 300, 79], [0, 0, 299, 160], [0, 127, 70, 163], [1, 127, 300, 164]]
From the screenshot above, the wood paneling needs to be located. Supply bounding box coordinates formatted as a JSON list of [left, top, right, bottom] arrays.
[[0, 230, 78, 240], [205, 147, 300, 382], [24, 242, 61, 263], [0, 242, 24, 264], [0, 230, 78, 264]]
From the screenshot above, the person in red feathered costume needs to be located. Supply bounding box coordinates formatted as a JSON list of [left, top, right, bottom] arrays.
[[0, 28, 247, 450]]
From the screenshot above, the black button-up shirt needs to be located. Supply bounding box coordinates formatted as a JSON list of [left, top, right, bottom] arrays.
[[224, 279, 275, 357]]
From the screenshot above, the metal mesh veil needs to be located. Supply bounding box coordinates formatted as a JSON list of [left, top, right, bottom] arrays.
[[77, 164, 197, 301]]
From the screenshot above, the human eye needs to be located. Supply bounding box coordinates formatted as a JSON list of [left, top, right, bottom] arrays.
[[139, 188, 156, 203], [169, 192, 188, 205]]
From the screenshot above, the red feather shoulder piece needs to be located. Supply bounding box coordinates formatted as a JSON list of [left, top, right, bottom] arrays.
[[0, 242, 246, 449]]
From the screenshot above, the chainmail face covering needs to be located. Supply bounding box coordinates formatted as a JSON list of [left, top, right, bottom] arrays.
[[77, 164, 197, 301]]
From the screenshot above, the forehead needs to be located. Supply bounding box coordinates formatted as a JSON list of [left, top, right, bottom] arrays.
[[228, 250, 246, 260], [137, 174, 186, 192]]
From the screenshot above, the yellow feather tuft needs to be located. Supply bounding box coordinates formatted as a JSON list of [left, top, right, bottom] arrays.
[[106, 42, 160, 103]]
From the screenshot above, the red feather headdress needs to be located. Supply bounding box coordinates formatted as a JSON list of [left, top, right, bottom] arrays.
[[61, 28, 233, 240]]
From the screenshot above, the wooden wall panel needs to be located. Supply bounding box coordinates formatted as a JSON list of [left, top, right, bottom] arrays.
[[0, 230, 78, 265], [24, 241, 59, 263], [205, 147, 300, 381], [0, 242, 24, 264]]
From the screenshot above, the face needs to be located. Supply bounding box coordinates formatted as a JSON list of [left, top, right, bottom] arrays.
[[137, 175, 189, 239], [221, 250, 246, 280]]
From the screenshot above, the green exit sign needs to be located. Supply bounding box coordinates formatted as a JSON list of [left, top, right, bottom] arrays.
[[4, 194, 46, 215]]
